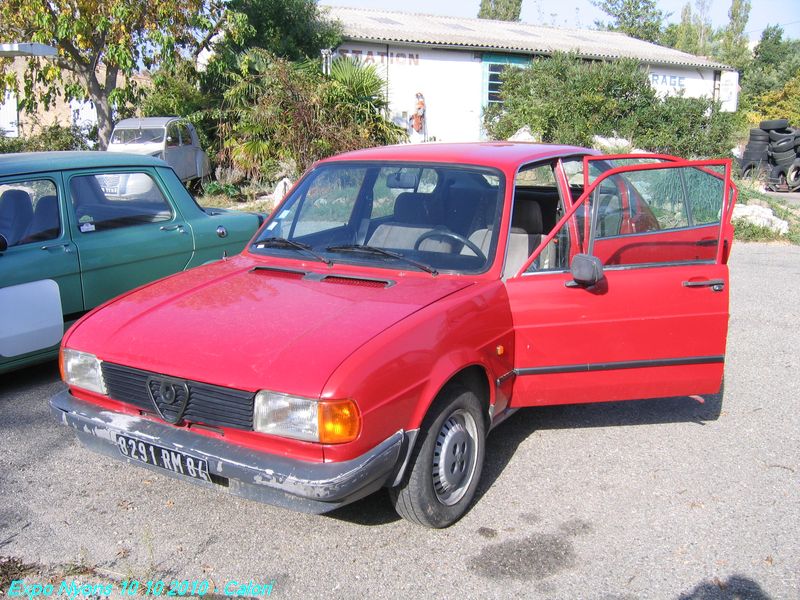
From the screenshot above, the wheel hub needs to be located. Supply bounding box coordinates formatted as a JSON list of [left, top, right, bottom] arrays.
[[432, 410, 478, 506]]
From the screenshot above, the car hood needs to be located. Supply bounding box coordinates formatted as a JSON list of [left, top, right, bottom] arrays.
[[67, 256, 473, 396]]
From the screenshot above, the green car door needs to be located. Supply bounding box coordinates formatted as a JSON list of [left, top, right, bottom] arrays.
[[66, 168, 195, 308], [0, 174, 82, 372]]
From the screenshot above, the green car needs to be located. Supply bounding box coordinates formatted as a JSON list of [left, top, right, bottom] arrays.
[[0, 152, 262, 374]]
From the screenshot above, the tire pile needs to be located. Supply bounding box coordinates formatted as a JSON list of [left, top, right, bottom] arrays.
[[740, 118, 800, 192]]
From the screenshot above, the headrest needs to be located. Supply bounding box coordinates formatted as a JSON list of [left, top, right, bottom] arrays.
[[393, 192, 442, 225], [0, 189, 33, 220], [511, 199, 543, 235]]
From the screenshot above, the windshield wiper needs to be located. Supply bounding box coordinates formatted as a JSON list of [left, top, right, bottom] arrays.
[[326, 244, 438, 276], [253, 237, 333, 266]]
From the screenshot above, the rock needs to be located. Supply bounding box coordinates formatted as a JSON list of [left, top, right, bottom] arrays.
[[732, 204, 789, 235], [508, 126, 538, 142]]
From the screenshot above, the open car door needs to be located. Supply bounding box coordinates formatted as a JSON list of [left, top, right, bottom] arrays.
[[506, 156, 736, 407]]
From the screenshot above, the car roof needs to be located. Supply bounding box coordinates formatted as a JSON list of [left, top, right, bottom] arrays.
[[0, 151, 165, 176], [114, 117, 180, 129], [320, 142, 600, 170]]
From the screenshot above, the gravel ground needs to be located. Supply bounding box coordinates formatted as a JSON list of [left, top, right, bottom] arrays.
[[1, 242, 798, 600]]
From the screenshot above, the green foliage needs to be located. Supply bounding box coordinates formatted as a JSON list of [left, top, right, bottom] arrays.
[[0, 124, 93, 154], [483, 53, 737, 158], [750, 70, 800, 124], [662, 1, 715, 57], [740, 25, 800, 101], [717, 0, 751, 71], [638, 96, 738, 158], [592, 0, 666, 43], [217, 51, 405, 181], [0, 0, 221, 147], [140, 60, 216, 151], [203, 181, 241, 198], [204, 0, 341, 90], [732, 218, 784, 242], [478, 0, 522, 21]]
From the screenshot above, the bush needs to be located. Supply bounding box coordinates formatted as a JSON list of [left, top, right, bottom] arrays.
[[484, 52, 736, 158], [0, 124, 94, 154]]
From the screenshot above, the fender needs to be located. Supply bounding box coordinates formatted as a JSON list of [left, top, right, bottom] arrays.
[[321, 279, 515, 462]]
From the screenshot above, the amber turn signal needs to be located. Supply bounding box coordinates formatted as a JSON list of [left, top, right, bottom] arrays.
[[318, 399, 361, 444]]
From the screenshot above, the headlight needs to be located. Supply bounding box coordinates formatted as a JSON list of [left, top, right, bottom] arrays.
[[254, 391, 361, 444], [60, 348, 107, 395]]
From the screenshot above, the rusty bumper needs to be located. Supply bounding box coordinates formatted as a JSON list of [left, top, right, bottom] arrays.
[[50, 388, 412, 514]]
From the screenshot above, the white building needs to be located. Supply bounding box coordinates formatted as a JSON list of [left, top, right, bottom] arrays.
[[327, 6, 739, 143]]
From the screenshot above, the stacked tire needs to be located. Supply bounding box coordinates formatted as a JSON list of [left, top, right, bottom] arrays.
[[742, 118, 800, 192]]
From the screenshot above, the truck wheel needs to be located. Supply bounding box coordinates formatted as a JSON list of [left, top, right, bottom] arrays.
[[390, 385, 486, 528]]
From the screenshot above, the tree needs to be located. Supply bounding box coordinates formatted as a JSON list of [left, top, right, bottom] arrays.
[[592, 0, 667, 43], [663, 3, 699, 54], [692, 0, 714, 56], [717, 0, 751, 70], [478, 0, 523, 21], [483, 52, 736, 158], [217, 50, 404, 180], [739, 25, 800, 101], [0, 0, 221, 148]]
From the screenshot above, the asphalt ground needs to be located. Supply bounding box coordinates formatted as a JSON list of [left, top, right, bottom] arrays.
[[1, 242, 798, 600]]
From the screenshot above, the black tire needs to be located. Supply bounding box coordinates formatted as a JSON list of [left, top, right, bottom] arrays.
[[744, 144, 769, 156], [390, 385, 486, 528], [769, 129, 795, 142], [768, 164, 788, 191], [771, 149, 797, 163], [742, 150, 768, 161], [787, 159, 800, 190], [769, 138, 795, 153], [740, 162, 759, 180], [749, 127, 770, 140], [760, 118, 789, 130], [745, 139, 769, 149]]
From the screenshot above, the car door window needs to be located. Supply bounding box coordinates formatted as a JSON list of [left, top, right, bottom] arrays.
[[166, 124, 180, 148], [179, 123, 192, 146], [590, 165, 724, 267], [70, 172, 173, 233], [511, 162, 566, 275], [0, 179, 60, 246]]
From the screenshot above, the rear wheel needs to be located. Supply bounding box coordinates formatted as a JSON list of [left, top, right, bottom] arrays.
[[390, 385, 486, 528]]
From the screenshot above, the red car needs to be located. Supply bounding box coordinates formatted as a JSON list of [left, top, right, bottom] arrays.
[[51, 143, 736, 528]]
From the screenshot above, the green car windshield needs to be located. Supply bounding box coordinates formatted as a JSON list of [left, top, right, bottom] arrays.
[[253, 163, 505, 274]]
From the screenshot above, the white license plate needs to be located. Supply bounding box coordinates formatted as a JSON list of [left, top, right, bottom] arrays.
[[116, 435, 210, 482]]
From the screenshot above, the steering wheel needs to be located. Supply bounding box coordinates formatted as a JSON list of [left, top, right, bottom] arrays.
[[414, 229, 486, 262]]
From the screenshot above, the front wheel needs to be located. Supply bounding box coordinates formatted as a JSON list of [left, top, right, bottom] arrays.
[[390, 385, 486, 528]]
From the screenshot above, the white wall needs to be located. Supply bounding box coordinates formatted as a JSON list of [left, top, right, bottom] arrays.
[[0, 90, 18, 137], [647, 66, 739, 112], [336, 43, 484, 142]]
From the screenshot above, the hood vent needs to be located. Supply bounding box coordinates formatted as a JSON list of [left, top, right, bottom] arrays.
[[249, 266, 307, 280], [320, 275, 394, 288]]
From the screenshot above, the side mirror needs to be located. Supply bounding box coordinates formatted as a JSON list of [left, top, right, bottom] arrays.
[[569, 253, 604, 287], [0, 234, 7, 252]]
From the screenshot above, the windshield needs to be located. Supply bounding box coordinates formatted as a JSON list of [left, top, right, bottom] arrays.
[[110, 128, 166, 144], [252, 162, 504, 274]]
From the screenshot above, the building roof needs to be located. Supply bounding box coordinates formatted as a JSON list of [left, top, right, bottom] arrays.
[[0, 151, 164, 176], [325, 6, 731, 70]]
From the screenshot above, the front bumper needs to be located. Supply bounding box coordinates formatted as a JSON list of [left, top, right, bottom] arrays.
[[50, 389, 411, 514]]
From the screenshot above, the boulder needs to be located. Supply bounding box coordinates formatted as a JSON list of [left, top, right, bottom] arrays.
[[732, 204, 789, 235]]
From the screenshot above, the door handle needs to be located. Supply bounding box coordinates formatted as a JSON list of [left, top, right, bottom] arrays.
[[695, 239, 717, 247], [160, 224, 185, 232], [682, 278, 725, 291], [40, 243, 72, 253]]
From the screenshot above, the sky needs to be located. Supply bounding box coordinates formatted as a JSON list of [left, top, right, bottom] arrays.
[[319, 0, 800, 42]]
